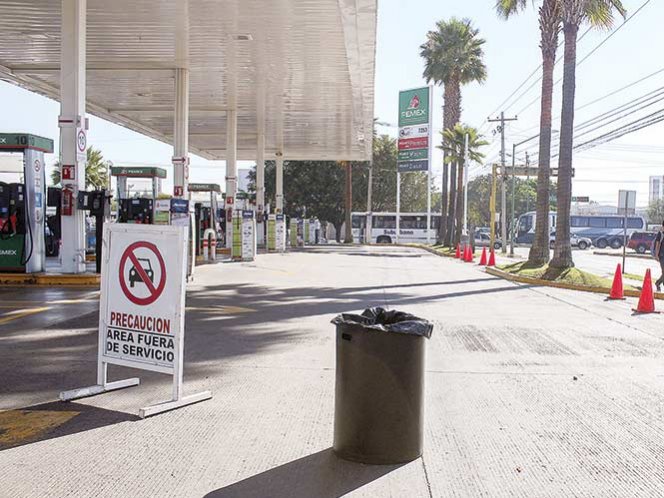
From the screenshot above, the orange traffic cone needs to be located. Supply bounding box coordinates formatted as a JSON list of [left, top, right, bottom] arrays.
[[633, 269, 658, 314], [462, 245, 469, 262], [455, 244, 461, 259], [487, 249, 496, 267], [479, 247, 488, 266], [607, 264, 625, 300], [466, 246, 474, 263]]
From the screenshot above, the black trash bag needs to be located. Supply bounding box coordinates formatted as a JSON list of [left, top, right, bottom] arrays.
[[331, 307, 433, 338]]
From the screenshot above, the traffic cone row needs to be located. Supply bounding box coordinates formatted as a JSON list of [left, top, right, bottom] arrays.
[[606, 263, 659, 314], [453, 244, 496, 267]]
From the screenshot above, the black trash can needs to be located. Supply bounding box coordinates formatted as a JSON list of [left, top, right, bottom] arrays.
[[332, 307, 433, 464]]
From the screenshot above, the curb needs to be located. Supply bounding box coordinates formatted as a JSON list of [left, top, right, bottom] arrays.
[[593, 250, 650, 260], [0, 273, 100, 287], [485, 266, 664, 301]]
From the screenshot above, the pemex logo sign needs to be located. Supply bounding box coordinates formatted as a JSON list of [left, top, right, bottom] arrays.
[[399, 88, 429, 127]]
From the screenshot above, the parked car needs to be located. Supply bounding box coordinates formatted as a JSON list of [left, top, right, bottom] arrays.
[[628, 231, 657, 254], [549, 232, 592, 250], [474, 232, 502, 250]]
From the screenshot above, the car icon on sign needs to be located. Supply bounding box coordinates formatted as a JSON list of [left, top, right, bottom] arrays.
[[129, 258, 154, 288]]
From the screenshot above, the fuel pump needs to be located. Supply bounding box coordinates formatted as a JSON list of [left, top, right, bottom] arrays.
[[77, 189, 111, 273], [188, 183, 220, 257], [0, 133, 53, 273], [111, 166, 166, 225]]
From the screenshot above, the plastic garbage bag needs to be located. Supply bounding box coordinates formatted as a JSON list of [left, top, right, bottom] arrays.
[[331, 307, 433, 338]]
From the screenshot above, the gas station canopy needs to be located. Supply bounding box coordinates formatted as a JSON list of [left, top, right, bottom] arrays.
[[0, 0, 376, 162]]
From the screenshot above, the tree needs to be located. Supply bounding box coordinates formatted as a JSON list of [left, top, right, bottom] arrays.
[[439, 124, 488, 245], [647, 199, 664, 224], [467, 174, 556, 230], [496, 0, 562, 266], [550, 0, 625, 269], [420, 18, 487, 246], [51, 147, 111, 189], [248, 134, 439, 241]]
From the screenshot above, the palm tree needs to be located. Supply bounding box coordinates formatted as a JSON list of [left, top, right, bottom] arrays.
[[496, 0, 562, 266], [420, 18, 487, 246], [440, 124, 488, 245], [51, 147, 111, 189], [550, 0, 625, 269]]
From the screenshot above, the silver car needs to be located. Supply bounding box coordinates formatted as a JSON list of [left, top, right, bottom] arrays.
[[549, 232, 592, 250], [474, 232, 502, 250]]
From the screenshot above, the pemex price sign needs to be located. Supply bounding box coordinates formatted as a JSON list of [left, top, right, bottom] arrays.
[[398, 87, 432, 173]]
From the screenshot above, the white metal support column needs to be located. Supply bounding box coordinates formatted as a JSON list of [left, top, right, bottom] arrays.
[[59, 0, 87, 274], [256, 118, 266, 246], [172, 68, 189, 198], [225, 109, 238, 248], [275, 155, 284, 213]]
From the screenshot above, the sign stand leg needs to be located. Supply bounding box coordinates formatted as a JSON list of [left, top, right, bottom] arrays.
[[138, 362, 211, 419], [59, 362, 140, 401]]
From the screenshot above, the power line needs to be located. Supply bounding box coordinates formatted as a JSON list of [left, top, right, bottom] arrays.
[[513, 0, 653, 118]]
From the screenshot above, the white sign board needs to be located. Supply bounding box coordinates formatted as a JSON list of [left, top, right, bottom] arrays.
[[60, 224, 211, 417], [618, 190, 637, 216], [102, 225, 185, 373], [241, 211, 256, 261], [275, 214, 286, 252]]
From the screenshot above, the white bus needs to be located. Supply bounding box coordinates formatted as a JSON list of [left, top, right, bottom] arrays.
[[515, 211, 646, 249], [351, 212, 441, 244]]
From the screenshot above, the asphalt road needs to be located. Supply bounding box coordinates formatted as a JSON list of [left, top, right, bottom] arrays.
[[3, 245, 664, 497]]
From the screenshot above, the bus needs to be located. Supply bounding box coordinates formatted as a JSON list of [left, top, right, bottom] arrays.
[[515, 211, 646, 249], [351, 212, 441, 244]]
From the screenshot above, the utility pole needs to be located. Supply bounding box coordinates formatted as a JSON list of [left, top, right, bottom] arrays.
[[488, 112, 517, 254], [344, 161, 353, 243], [525, 151, 531, 214], [366, 160, 373, 244]]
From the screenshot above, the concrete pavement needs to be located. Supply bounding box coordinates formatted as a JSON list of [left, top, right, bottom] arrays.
[[2, 245, 664, 497]]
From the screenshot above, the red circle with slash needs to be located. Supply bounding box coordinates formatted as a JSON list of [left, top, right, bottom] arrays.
[[119, 241, 166, 305]]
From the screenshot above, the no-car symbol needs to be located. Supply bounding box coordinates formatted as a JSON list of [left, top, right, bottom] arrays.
[[119, 241, 166, 305]]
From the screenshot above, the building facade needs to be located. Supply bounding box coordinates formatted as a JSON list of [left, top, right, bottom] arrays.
[[649, 176, 664, 204]]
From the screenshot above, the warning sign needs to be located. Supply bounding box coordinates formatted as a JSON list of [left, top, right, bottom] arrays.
[[100, 224, 187, 373], [59, 222, 212, 417]]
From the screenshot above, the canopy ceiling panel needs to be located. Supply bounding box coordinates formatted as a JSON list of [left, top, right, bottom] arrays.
[[0, 0, 376, 161]]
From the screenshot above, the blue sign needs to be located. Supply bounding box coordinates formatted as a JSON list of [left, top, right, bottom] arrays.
[[35, 192, 42, 208], [398, 160, 428, 173], [170, 199, 189, 213]]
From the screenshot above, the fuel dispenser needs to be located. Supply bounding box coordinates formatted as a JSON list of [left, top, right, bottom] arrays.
[[0, 133, 53, 273], [111, 166, 166, 224], [77, 189, 111, 273], [188, 183, 220, 257]]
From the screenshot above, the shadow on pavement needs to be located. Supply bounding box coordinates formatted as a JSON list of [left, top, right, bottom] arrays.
[[204, 448, 403, 498], [0, 400, 138, 451]]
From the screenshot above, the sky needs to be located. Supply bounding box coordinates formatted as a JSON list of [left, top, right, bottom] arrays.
[[1, 0, 662, 207]]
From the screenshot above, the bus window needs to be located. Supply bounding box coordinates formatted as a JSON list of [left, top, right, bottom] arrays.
[[431, 217, 441, 229], [518, 215, 532, 234], [627, 218, 644, 229], [351, 215, 365, 229], [374, 215, 396, 229], [589, 217, 606, 228], [606, 218, 623, 229], [571, 216, 589, 227], [401, 216, 427, 229]]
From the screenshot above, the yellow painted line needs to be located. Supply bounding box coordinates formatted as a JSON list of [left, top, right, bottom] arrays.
[[0, 306, 51, 325], [0, 409, 79, 449], [0, 273, 100, 287]]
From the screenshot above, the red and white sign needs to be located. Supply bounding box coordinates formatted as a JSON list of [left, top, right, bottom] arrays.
[[62, 165, 75, 181], [118, 241, 166, 306], [226, 196, 234, 205], [59, 223, 212, 417], [174, 186, 184, 197], [101, 224, 186, 373], [76, 128, 87, 161], [398, 136, 428, 150]]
